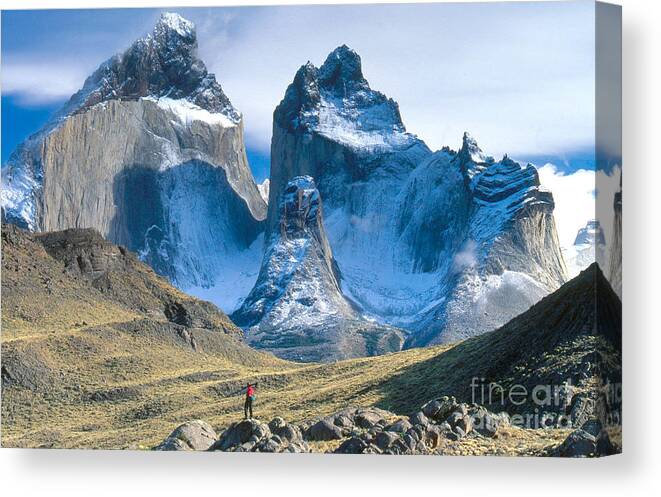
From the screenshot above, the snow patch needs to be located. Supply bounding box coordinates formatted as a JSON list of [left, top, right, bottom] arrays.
[[307, 92, 417, 152], [1, 165, 39, 230], [186, 234, 265, 314], [144, 96, 237, 128], [257, 179, 270, 204]]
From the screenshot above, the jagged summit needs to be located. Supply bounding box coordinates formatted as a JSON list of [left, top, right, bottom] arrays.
[[456, 132, 493, 181], [60, 12, 238, 121], [274, 45, 417, 152], [157, 12, 195, 37], [458, 132, 490, 164], [318, 45, 368, 93]]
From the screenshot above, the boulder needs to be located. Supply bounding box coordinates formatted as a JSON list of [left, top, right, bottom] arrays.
[[335, 437, 369, 454], [211, 418, 310, 453], [268, 417, 288, 432], [210, 419, 271, 451], [581, 418, 603, 438], [472, 412, 501, 437], [570, 394, 596, 430], [333, 414, 354, 429], [553, 429, 597, 457], [422, 426, 443, 449], [409, 411, 429, 427], [154, 437, 190, 451], [306, 419, 343, 441], [273, 423, 303, 444], [374, 431, 399, 451], [354, 410, 385, 429], [421, 396, 460, 422], [385, 418, 412, 433], [595, 431, 618, 456], [154, 420, 217, 451]]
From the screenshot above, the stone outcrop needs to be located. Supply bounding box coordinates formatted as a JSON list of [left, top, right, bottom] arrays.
[[208, 418, 310, 453]]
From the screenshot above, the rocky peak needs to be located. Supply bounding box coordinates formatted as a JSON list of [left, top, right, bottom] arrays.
[[155, 12, 195, 38], [318, 45, 368, 94], [62, 12, 238, 120], [456, 132, 493, 181], [275, 45, 408, 137]]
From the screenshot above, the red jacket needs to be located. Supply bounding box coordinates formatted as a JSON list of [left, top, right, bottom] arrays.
[[247, 385, 255, 397]]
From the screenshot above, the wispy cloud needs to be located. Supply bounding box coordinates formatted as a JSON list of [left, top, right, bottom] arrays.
[[2, 59, 90, 105], [538, 164, 596, 249]]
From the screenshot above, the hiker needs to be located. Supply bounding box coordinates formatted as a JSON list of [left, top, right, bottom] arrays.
[[243, 382, 257, 419]]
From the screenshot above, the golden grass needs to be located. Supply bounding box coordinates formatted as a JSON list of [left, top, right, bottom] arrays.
[[1, 313, 570, 455], [2, 314, 450, 449]]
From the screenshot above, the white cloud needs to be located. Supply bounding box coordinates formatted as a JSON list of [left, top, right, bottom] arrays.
[[537, 164, 596, 249], [538, 163, 621, 252], [2, 60, 89, 105]]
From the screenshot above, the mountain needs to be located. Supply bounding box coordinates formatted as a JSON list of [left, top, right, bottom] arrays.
[[250, 45, 567, 349], [232, 176, 404, 361], [1, 13, 266, 312], [563, 219, 606, 278]]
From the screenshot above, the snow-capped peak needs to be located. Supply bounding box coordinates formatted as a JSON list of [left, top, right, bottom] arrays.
[[275, 45, 425, 154], [456, 132, 495, 182], [156, 12, 195, 37], [54, 11, 239, 121]]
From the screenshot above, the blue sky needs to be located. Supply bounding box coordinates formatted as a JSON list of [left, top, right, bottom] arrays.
[[1, 2, 596, 181]]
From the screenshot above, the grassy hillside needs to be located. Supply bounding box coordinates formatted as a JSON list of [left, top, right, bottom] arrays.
[[1, 226, 620, 453]]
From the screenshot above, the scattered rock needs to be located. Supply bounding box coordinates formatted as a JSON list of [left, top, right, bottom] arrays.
[[552, 429, 597, 457], [210, 419, 271, 451], [385, 418, 412, 433], [306, 419, 343, 441], [354, 410, 384, 429], [374, 431, 399, 451], [210, 418, 310, 453], [154, 420, 217, 451], [335, 437, 369, 454], [409, 411, 429, 427]]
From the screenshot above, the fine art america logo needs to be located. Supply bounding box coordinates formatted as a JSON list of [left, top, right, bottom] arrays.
[[470, 377, 622, 429]]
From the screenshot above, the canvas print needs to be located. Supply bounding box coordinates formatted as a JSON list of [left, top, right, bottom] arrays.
[[1, 1, 622, 456]]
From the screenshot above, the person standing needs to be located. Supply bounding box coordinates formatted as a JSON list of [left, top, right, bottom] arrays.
[[243, 383, 257, 419]]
